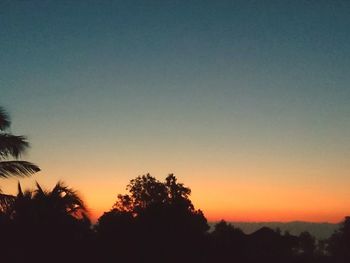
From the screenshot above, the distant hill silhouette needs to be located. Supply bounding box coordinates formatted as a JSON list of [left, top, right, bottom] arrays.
[[209, 221, 338, 239]]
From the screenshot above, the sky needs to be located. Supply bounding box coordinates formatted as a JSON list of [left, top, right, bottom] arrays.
[[1, 0, 350, 223]]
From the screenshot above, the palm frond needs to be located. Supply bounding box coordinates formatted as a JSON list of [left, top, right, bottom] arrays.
[[0, 134, 29, 159], [58, 181, 86, 211], [17, 182, 23, 198], [52, 180, 66, 195], [53, 181, 87, 215], [34, 181, 47, 198], [0, 161, 40, 178], [65, 193, 86, 213], [0, 107, 11, 131], [35, 181, 44, 193]]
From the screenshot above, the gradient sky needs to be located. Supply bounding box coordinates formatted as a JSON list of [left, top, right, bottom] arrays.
[[1, 0, 350, 222]]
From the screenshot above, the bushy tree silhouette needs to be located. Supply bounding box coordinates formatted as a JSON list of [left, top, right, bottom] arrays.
[[97, 174, 209, 263]]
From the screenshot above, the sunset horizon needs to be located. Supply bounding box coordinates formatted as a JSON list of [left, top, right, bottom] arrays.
[[1, 4, 350, 263], [1, 168, 348, 224]]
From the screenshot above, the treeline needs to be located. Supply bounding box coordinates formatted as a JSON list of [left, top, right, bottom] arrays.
[[0, 174, 349, 263]]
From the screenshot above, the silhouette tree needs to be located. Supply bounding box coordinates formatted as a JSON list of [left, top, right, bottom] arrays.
[[327, 216, 350, 263], [0, 106, 40, 178], [298, 231, 316, 256], [97, 174, 209, 263], [243, 226, 298, 263], [113, 174, 208, 235], [209, 220, 246, 262], [0, 189, 15, 215], [0, 188, 14, 231], [2, 181, 92, 263], [9, 181, 87, 219]]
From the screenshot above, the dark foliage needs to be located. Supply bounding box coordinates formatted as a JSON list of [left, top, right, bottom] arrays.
[[0, 174, 348, 263], [327, 216, 350, 263], [96, 174, 209, 263], [0, 182, 93, 263]]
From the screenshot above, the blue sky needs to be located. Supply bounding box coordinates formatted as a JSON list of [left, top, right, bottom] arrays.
[[1, 0, 350, 221]]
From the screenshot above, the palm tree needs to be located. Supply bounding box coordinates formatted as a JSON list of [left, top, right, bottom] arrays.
[[31, 181, 87, 218], [4, 181, 87, 220], [1, 182, 91, 263], [0, 106, 40, 178]]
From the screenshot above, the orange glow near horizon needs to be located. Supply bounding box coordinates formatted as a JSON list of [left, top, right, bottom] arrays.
[[1, 158, 349, 225], [82, 173, 349, 224]]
